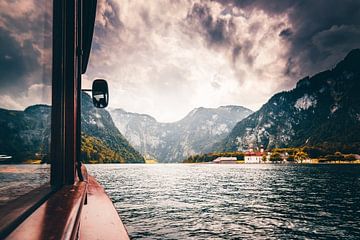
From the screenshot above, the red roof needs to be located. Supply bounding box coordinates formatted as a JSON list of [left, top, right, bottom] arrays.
[[244, 152, 264, 156]]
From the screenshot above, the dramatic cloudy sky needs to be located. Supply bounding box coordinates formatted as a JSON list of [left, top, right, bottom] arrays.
[[1, 1, 360, 122], [0, 0, 52, 109]]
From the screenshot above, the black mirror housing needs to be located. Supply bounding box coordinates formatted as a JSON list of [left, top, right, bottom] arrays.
[[92, 79, 109, 108]]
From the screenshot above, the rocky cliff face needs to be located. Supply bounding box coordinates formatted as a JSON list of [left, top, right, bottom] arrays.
[[110, 105, 252, 162], [218, 49, 360, 153], [0, 92, 144, 163], [81, 93, 144, 163], [0, 105, 51, 162]]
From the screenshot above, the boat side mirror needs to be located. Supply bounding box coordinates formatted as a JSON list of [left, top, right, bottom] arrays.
[[92, 79, 109, 108]]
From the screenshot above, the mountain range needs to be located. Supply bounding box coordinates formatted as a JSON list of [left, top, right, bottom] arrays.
[[0, 105, 51, 162], [1, 49, 359, 163], [81, 93, 144, 163], [217, 49, 360, 153], [0, 92, 144, 163], [110, 106, 252, 162]]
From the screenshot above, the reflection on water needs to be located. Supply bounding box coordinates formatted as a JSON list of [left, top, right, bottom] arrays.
[[0, 164, 50, 206], [88, 164, 360, 239]]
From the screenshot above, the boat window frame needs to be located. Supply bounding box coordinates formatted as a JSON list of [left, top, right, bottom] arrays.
[[51, 0, 79, 188], [0, 0, 97, 238], [51, 0, 97, 187]]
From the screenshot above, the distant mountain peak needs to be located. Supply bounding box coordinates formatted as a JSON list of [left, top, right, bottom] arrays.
[[24, 104, 50, 112], [110, 105, 253, 162], [219, 105, 253, 112], [81, 93, 144, 163], [0, 93, 144, 163], [334, 48, 360, 74], [186, 105, 252, 118], [343, 48, 360, 62], [217, 49, 360, 153], [111, 108, 158, 122]]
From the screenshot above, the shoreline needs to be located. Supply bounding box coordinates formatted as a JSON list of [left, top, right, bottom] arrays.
[[183, 159, 360, 164], [1, 159, 360, 165]]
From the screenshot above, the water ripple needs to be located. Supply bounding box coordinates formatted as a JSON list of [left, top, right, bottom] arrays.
[[87, 164, 360, 239]]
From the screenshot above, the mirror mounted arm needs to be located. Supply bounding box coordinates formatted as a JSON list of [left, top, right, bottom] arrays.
[[81, 79, 109, 108]]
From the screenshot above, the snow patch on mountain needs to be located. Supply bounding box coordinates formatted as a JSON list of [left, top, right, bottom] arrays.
[[295, 94, 317, 110], [330, 104, 339, 114]]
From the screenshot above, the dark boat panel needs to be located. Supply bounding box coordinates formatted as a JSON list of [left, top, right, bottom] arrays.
[[0, 185, 52, 239], [6, 182, 86, 240], [2, 1, 130, 238], [4, 175, 129, 239]]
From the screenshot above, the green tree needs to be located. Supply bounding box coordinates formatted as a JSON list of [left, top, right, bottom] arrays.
[[344, 154, 356, 161], [287, 155, 295, 162], [325, 152, 344, 162], [294, 151, 309, 163], [303, 146, 325, 158], [270, 152, 282, 162]]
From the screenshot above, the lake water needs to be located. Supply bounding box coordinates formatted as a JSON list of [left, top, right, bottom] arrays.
[[0, 164, 50, 206], [87, 164, 360, 240]]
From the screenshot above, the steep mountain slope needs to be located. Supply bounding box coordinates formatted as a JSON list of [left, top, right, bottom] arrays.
[[81, 92, 144, 163], [81, 134, 127, 163], [110, 105, 252, 162], [0, 105, 51, 162], [0, 93, 144, 163], [218, 49, 360, 153]]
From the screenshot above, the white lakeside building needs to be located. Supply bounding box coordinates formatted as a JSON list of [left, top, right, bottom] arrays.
[[244, 148, 270, 163], [213, 157, 237, 164]]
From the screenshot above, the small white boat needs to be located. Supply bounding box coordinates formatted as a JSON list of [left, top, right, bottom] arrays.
[[0, 155, 12, 161]]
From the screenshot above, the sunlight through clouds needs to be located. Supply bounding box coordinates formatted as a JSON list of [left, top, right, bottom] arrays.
[[85, 0, 293, 122], [1, 0, 359, 119]]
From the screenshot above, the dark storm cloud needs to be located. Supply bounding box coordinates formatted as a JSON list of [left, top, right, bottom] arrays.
[[92, 0, 124, 53], [0, 1, 53, 109], [186, 3, 234, 46], [0, 4, 52, 92], [186, 1, 287, 71], [186, 1, 262, 70], [87, 0, 297, 120], [0, 28, 40, 91], [85, 0, 359, 121], [284, 57, 297, 78], [213, 0, 360, 78], [279, 28, 292, 38], [312, 25, 360, 51], [232, 44, 241, 63], [215, 0, 295, 15]]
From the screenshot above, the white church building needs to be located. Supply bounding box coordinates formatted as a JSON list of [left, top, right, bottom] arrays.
[[244, 152, 263, 163], [244, 148, 269, 163]]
